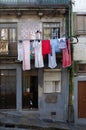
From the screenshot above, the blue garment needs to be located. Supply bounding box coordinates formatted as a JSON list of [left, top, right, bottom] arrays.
[[48, 39, 61, 69], [50, 39, 61, 53]]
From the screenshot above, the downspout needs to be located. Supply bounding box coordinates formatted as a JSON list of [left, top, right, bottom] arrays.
[[68, 0, 74, 122]]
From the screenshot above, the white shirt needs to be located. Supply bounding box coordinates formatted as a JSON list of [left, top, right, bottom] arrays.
[[33, 41, 44, 68]]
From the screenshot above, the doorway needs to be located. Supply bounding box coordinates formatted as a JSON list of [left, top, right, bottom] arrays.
[[22, 70, 38, 109], [0, 69, 16, 109]]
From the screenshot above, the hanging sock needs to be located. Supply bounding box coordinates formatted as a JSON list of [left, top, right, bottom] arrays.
[[22, 40, 30, 70], [62, 38, 72, 68]]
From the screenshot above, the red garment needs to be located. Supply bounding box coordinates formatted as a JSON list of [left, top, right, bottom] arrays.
[[62, 38, 72, 68], [42, 40, 51, 55]]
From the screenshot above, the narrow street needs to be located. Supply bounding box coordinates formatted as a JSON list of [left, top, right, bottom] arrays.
[[0, 111, 86, 130]]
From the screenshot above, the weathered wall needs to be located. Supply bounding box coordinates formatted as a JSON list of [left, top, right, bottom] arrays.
[[73, 0, 86, 12], [72, 1, 86, 62], [39, 68, 69, 122], [73, 36, 86, 61]]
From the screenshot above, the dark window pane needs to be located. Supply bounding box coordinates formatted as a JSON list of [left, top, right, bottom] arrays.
[[0, 69, 16, 109], [9, 28, 16, 42]]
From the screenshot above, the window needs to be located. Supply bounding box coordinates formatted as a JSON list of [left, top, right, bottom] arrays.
[[43, 22, 60, 39], [77, 64, 86, 72], [76, 15, 86, 35], [0, 23, 17, 56], [44, 81, 61, 93], [44, 69, 61, 93]]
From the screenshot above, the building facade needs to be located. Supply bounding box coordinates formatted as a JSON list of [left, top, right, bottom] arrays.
[[73, 0, 86, 125], [0, 0, 71, 122]]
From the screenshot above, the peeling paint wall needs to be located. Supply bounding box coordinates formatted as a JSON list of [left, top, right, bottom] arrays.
[[73, 36, 86, 61]]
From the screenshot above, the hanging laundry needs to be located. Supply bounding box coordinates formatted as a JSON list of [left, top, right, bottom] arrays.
[[42, 40, 51, 55], [22, 40, 30, 70], [58, 37, 67, 49], [35, 30, 41, 39], [29, 31, 36, 40], [18, 40, 23, 61], [33, 40, 44, 68], [48, 39, 61, 69], [62, 38, 72, 68], [53, 38, 61, 53], [30, 41, 35, 59]]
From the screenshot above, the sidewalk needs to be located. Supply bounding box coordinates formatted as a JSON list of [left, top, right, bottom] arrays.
[[0, 111, 86, 130], [69, 123, 86, 130]]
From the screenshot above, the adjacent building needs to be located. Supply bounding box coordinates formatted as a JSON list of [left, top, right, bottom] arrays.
[[73, 0, 86, 125]]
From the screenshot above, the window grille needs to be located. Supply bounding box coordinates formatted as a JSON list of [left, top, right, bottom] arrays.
[[43, 22, 60, 39]]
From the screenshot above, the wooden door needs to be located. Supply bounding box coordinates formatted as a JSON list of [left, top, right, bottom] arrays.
[[78, 81, 86, 118]]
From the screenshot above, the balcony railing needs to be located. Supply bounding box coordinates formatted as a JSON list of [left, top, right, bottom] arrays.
[[0, 0, 69, 7], [0, 41, 17, 57]]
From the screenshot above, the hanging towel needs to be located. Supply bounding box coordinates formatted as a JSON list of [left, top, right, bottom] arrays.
[[51, 39, 61, 53], [42, 40, 51, 55], [48, 49, 57, 69], [33, 41, 44, 68], [22, 40, 30, 70], [18, 41, 23, 61], [62, 38, 72, 68], [59, 37, 67, 49], [48, 39, 61, 69]]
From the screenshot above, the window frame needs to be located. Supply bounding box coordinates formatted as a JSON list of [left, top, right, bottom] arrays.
[[76, 64, 86, 73], [0, 23, 17, 56], [76, 15, 86, 35], [44, 69, 61, 93], [43, 22, 60, 39]]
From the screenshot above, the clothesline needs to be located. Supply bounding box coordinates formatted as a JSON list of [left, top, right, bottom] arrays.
[[18, 39, 41, 43], [18, 35, 78, 44]]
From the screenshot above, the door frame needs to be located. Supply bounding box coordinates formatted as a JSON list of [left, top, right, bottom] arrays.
[[74, 76, 86, 125], [0, 64, 22, 111], [22, 70, 38, 109]]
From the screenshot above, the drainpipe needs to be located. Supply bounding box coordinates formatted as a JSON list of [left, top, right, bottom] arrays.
[[68, 0, 74, 123]]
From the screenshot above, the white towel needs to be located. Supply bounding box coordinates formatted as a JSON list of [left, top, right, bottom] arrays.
[[22, 40, 30, 70], [18, 41, 23, 61]]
